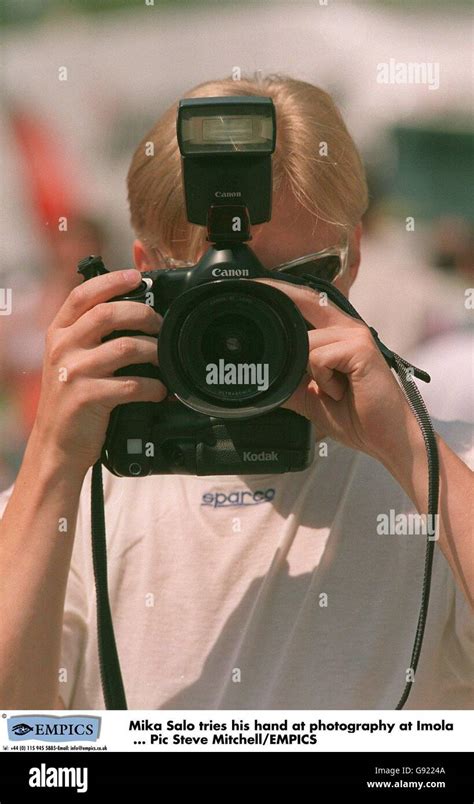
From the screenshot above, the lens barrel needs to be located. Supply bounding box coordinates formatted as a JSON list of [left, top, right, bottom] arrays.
[[158, 280, 308, 419]]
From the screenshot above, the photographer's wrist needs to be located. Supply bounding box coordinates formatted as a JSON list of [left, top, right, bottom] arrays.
[[26, 424, 90, 486]]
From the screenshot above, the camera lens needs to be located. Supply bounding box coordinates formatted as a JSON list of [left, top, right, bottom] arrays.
[[158, 279, 308, 419], [178, 292, 290, 404], [201, 315, 265, 365]]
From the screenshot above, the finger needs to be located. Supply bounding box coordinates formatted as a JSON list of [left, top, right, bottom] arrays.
[[307, 325, 367, 351], [68, 301, 162, 347], [76, 336, 159, 379], [307, 344, 348, 401], [253, 277, 356, 329], [87, 376, 168, 407], [53, 269, 143, 328]]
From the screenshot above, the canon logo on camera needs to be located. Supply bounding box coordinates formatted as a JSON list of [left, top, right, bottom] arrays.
[[211, 267, 250, 277]]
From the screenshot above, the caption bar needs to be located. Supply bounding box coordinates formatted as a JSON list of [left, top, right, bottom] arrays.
[[2, 710, 470, 753]]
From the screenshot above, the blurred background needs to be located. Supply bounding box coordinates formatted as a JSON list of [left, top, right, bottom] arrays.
[[0, 0, 473, 490]]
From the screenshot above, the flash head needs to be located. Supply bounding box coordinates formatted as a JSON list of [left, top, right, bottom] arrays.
[[178, 96, 276, 155], [177, 96, 276, 228]]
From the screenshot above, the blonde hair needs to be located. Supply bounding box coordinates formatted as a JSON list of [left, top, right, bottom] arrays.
[[127, 73, 368, 263]]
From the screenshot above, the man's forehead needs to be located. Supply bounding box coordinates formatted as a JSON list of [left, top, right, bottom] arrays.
[[250, 194, 337, 268]]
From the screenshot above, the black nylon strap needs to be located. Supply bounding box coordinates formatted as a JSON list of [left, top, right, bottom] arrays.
[[392, 356, 439, 709], [91, 461, 128, 709]]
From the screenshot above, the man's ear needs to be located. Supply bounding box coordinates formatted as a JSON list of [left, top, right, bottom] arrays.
[[348, 222, 362, 285], [133, 239, 155, 271]]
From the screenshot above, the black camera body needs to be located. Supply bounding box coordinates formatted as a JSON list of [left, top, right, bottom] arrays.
[[78, 242, 314, 477], [78, 96, 315, 477]]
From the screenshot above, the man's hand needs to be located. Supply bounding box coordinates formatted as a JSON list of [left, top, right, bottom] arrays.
[[258, 278, 417, 466], [0, 270, 167, 708], [33, 269, 167, 475]]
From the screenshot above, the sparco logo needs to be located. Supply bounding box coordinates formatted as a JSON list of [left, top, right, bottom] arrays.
[[211, 267, 249, 277], [214, 191, 242, 198], [243, 450, 279, 462], [202, 488, 276, 507], [29, 764, 88, 794], [8, 715, 101, 743]]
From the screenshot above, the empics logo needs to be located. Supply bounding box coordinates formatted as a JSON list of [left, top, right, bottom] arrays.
[[11, 723, 34, 736], [29, 764, 88, 794], [206, 360, 270, 391], [8, 715, 101, 743]]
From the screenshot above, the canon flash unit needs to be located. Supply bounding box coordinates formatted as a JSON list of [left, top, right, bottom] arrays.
[[177, 96, 276, 226]]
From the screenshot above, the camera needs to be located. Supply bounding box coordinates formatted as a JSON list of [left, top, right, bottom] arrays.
[[78, 96, 314, 476]]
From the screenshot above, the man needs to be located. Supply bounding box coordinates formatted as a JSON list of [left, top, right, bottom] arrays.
[[0, 76, 472, 710]]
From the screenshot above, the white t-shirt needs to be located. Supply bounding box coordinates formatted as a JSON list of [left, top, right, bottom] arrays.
[[1, 420, 473, 710]]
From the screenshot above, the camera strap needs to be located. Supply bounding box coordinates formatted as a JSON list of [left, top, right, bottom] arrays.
[[91, 461, 128, 709], [90, 278, 438, 711]]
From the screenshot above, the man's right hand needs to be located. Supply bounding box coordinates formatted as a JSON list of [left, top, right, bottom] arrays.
[[33, 268, 167, 475]]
